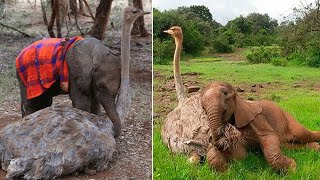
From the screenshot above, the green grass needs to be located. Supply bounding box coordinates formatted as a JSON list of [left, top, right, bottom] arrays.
[[153, 56, 320, 179]]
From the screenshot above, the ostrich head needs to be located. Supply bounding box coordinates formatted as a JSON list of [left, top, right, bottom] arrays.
[[164, 26, 183, 42], [123, 6, 150, 24]]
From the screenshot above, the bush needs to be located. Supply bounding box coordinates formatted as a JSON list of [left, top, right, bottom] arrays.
[[271, 57, 288, 66], [153, 38, 175, 64], [153, 9, 206, 56], [246, 46, 281, 64], [305, 40, 320, 68], [211, 34, 233, 53]]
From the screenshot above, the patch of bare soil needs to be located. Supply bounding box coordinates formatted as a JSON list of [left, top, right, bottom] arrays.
[[0, 2, 151, 180], [215, 48, 246, 61]]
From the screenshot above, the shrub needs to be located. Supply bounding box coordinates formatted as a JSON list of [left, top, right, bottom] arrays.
[[211, 34, 233, 53], [305, 40, 320, 68], [271, 57, 288, 66], [153, 38, 175, 65], [246, 46, 281, 64]]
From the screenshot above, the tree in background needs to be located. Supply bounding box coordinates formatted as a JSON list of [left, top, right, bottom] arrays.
[[90, 0, 113, 40], [277, 0, 320, 67], [131, 0, 148, 37]]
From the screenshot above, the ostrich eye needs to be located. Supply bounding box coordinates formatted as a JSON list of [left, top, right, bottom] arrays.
[[132, 9, 139, 13], [170, 28, 175, 32]]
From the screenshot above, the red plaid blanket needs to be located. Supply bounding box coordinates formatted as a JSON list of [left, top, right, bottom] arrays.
[[16, 36, 83, 100]]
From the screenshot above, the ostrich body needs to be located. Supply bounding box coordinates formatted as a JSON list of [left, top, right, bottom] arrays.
[[0, 106, 115, 179], [161, 26, 211, 159], [0, 7, 149, 179]]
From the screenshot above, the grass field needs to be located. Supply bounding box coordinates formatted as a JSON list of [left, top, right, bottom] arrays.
[[153, 55, 320, 179]]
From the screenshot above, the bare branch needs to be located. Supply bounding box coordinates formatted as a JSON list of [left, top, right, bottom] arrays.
[[0, 22, 32, 37]]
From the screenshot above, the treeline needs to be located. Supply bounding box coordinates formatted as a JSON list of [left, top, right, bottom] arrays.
[[153, 4, 320, 68]]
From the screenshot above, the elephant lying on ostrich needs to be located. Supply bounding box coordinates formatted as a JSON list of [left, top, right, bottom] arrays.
[[160, 26, 320, 172], [16, 7, 149, 138]]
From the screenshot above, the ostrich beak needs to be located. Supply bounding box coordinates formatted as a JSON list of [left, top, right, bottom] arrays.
[[163, 29, 173, 34]]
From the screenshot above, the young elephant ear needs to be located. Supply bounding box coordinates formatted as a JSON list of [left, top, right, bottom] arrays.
[[234, 97, 262, 128]]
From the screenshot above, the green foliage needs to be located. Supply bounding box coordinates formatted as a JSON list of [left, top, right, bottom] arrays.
[[305, 39, 320, 68], [153, 7, 208, 62], [154, 3, 320, 68], [153, 38, 175, 65], [271, 57, 288, 66], [177, 5, 214, 24], [246, 46, 281, 64], [211, 33, 233, 53]]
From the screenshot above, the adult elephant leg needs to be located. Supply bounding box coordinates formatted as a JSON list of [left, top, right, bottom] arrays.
[[250, 116, 296, 172]]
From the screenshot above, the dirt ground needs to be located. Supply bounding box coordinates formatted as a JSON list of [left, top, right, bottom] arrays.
[[0, 2, 152, 180]]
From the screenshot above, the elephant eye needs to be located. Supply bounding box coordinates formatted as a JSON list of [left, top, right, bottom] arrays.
[[222, 90, 228, 96]]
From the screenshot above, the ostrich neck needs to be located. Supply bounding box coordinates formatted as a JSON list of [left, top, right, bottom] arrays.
[[116, 22, 132, 122], [174, 36, 186, 105]]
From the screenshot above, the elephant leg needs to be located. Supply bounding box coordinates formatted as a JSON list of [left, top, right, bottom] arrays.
[[250, 116, 296, 172], [284, 142, 320, 150], [285, 112, 320, 143], [69, 78, 91, 112], [90, 91, 101, 115], [207, 145, 228, 172], [18, 77, 52, 117], [228, 144, 247, 160]]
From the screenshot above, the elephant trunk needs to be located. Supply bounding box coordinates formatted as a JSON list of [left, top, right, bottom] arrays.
[[202, 98, 224, 142], [100, 99, 121, 138]]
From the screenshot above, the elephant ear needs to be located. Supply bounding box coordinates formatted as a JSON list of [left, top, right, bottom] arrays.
[[234, 97, 262, 128]]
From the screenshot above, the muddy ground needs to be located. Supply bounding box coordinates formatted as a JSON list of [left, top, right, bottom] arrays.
[[0, 2, 152, 180]]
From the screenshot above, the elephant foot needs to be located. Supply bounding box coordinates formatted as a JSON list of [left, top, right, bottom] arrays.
[[271, 157, 296, 172], [207, 145, 228, 172], [307, 142, 320, 150]]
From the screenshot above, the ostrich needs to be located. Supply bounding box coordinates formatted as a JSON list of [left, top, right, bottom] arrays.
[[161, 26, 211, 162], [0, 7, 149, 179]]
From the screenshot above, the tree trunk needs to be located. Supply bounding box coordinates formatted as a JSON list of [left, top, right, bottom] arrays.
[[48, 0, 58, 38], [0, 0, 6, 19], [40, 0, 48, 26], [90, 0, 113, 40], [131, 0, 148, 37], [78, 0, 84, 15], [56, 0, 62, 37]]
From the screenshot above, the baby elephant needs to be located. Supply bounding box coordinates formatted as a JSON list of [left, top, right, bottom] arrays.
[[201, 81, 320, 172]]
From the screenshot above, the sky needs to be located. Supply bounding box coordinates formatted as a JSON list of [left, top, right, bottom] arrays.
[[153, 0, 315, 25]]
